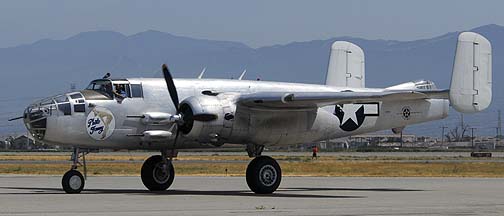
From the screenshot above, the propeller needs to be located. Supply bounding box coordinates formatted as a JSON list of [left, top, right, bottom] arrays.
[[162, 64, 218, 122], [161, 64, 217, 148], [162, 64, 179, 113], [161, 64, 182, 149]]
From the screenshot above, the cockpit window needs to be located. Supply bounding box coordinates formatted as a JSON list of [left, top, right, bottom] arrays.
[[113, 84, 130, 98], [86, 80, 113, 99], [54, 95, 69, 103], [84, 80, 142, 100], [131, 84, 143, 98], [70, 93, 83, 99]]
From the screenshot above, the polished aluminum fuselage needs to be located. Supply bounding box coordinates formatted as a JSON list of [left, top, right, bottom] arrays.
[[32, 78, 448, 150]]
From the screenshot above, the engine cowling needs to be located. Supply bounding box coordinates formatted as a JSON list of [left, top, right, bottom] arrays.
[[178, 94, 237, 144]]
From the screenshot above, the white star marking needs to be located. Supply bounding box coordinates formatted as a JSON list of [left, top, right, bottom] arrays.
[[341, 104, 362, 125]]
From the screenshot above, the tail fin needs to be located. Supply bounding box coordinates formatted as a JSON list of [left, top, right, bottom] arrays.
[[450, 32, 492, 113], [325, 41, 365, 88]]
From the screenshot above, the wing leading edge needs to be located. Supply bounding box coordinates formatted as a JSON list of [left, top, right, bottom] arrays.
[[238, 90, 448, 110]]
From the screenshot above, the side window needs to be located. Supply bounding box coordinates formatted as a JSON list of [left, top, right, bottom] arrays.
[[74, 104, 85, 113], [55, 95, 71, 116], [131, 84, 143, 98], [113, 84, 130, 98], [58, 104, 71, 115]]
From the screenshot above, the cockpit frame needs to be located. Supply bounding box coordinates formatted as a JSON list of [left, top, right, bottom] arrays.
[[85, 79, 143, 100]]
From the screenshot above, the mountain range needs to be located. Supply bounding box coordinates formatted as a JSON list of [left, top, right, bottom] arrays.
[[1, 24, 503, 136]]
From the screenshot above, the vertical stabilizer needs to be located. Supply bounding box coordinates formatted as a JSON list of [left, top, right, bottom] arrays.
[[325, 41, 365, 88], [450, 32, 492, 113]]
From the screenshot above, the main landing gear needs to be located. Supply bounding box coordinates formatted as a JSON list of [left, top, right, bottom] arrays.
[[62, 148, 88, 194], [141, 150, 176, 191], [245, 144, 282, 194], [138, 145, 281, 194], [60, 146, 280, 194]]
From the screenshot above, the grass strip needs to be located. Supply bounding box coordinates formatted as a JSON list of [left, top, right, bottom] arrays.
[[1, 161, 503, 177]]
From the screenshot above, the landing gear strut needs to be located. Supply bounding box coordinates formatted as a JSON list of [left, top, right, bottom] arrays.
[[141, 151, 176, 191], [62, 148, 87, 194], [246, 144, 264, 157]]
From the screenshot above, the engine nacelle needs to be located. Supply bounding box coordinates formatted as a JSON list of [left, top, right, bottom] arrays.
[[178, 94, 238, 144]]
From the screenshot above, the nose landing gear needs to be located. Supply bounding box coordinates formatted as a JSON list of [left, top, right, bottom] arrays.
[[62, 148, 88, 194], [62, 169, 84, 194]]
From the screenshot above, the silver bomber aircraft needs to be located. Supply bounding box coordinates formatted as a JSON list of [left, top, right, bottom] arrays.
[[9, 32, 492, 194]]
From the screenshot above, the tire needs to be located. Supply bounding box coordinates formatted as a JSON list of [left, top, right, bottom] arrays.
[[62, 169, 85, 194], [141, 155, 175, 191], [246, 156, 282, 194]]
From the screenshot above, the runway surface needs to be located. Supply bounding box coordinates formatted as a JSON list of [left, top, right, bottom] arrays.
[[0, 176, 503, 215]]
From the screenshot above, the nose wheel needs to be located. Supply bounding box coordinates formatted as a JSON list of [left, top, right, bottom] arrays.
[[246, 156, 282, 194], [62, 169, 85, 193], [62, 148, 88, 194]]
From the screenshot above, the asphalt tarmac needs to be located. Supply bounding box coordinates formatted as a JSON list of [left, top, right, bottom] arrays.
[[0, 176, 503, 215]]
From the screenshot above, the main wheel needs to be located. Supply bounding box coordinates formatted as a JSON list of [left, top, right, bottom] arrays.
[[246, 156, 282, 194], [62, 169, 85, 194], [141, 155, 175, 191]]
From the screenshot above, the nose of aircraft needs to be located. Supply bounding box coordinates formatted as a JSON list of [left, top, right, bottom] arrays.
[[23, 96, 57, 140], [22, 93, 84, 141]]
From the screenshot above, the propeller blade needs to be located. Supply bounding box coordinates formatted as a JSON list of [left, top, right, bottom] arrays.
[[8, 116, 23, 121], [172, 124, 181, 149], [193, 113, 218, 122], [162, 64, 180, 113]]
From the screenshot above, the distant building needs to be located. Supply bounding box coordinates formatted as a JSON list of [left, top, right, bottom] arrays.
[[4, 135, 51, 150], [9, 135, 33, 150], [334, 134, 417, 148]]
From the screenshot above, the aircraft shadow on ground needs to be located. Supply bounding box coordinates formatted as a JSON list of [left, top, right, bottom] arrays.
[[0, 186, 424, 198]]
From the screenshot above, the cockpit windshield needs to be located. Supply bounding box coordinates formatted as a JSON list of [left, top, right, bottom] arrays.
[[83, 79, 142, 100], [86, 80, 113, 98]]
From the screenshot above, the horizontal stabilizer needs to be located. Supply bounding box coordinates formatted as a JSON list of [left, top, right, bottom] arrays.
[[450, 32, 492, 113]]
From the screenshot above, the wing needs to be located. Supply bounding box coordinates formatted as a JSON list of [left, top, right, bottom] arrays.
[[238, 89, 448, 110]]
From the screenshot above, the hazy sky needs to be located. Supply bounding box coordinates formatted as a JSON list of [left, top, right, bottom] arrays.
[[1, 0, 503, 48]]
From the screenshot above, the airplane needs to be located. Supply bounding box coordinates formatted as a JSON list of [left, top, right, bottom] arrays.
[[9, 32, 491, 194]]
